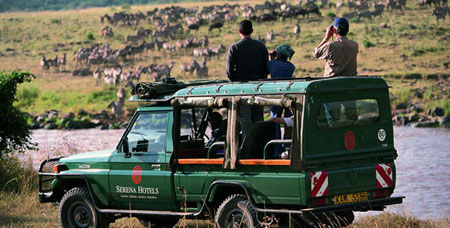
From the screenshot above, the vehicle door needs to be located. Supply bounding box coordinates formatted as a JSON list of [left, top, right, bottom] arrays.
[[109, 109, 173, 210]]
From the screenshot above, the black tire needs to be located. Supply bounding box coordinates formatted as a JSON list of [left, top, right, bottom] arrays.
[[59, 187, 107, 228], [215, 194, 258, 228], [139, 216, 180, 228]]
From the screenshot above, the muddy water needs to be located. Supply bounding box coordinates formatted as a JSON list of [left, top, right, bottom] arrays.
[[23, 127, 449, 220], [358, 126, 450, 220]]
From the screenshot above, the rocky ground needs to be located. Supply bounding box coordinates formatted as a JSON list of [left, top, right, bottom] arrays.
[[27, 109, 132, 130]]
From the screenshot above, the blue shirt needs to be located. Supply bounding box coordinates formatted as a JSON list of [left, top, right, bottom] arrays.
[[267, 60, 295, 79]]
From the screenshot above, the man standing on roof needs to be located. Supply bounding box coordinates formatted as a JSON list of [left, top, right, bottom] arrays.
[[226, 19, 269, 139], [226, 19, 269, 81], [313, 18, 358, 77]]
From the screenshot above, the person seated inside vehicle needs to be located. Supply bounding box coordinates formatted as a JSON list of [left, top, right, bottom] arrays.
[[268, 112, 295, 159], [239, 120, 277, 159], [205, 112, 227, 148]]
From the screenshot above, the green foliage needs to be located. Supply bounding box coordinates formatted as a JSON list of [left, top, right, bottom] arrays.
[[121, 4, 131, 10], [411, 46, 441, 57], [0, 70, 36, 157], [86, 87, 116, 103], [15, 87, 39, 108], [85, 31, 95, 41], [325, 11, 337, 20], [0, 157, 37, 193], [50, 18, 60, 24], [363, 39, 375, 48], [0, 0, 205, 12]]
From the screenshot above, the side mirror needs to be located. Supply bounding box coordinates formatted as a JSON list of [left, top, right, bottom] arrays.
[[123, 136, 131, 158]]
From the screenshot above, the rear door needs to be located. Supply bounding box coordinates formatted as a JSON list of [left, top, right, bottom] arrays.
[[303, 89, 396, 206], [109, 109, 173, 210]]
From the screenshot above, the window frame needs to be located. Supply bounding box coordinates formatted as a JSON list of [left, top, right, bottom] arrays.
[[117, 110, 171, 154]]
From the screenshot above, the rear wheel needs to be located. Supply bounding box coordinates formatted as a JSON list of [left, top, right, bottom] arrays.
[[59, 187, 107, 228], [215, 194, 258, 228]]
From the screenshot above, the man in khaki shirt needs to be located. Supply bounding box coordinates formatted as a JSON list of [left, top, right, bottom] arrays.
[[313, 18, 358, 77]]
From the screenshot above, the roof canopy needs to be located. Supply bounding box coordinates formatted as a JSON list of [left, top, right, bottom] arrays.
[[130, 76, 388, 104]]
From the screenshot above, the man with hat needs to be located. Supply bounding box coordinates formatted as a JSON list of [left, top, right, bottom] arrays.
[[313, 17, 358, 77], [226, 19, 269, 139]]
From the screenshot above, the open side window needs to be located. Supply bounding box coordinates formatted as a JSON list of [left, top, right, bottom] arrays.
[[175, 107, 228, 159], [174, 95, 304, 168]]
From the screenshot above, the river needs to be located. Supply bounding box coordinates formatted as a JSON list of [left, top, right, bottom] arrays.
[[23, 126, 449, 220]]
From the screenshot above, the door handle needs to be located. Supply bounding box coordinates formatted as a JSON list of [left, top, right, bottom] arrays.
[[152, 164, 161, 169]]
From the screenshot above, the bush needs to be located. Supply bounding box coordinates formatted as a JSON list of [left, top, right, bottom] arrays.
[[121, 4, 131, 10], [15, 87, 39, 109], [0, 156, 37, 194], [85, 31, 95, 41], [325, 11, 336, 20], [0, 71, 36, 157], [50, 18, 60, 24], [363, 40, 375, 48]]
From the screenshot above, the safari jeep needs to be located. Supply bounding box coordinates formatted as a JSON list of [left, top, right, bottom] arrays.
[[39, 76, 404, 228]]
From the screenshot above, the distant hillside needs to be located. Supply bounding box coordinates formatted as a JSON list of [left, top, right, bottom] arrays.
[[0, 0, 207, 12]]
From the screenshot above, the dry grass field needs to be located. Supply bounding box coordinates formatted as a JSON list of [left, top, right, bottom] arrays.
[[0, 0, 448, 114]]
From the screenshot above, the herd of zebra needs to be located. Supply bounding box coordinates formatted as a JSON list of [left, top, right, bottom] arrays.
[[39, 0, 448, 87]]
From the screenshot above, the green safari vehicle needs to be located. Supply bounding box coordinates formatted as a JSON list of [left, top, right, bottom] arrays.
[[39, 76, 404, 227]]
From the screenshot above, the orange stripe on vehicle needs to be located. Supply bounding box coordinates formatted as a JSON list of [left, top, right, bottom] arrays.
[[177, 158, 224, 165], [238, 159, 290, 166]]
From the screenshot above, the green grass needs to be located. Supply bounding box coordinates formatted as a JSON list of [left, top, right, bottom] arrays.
[[0, 0, 448, 115]]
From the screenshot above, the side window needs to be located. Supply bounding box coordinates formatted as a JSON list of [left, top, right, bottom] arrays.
[[180, 108, 207, 140], [126, 112, 169, 153], [317, 99, 380, 129]]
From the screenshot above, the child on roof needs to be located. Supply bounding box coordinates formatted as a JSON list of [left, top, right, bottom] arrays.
[[266, 44, 296, 158], [267, 44, 295, 79]]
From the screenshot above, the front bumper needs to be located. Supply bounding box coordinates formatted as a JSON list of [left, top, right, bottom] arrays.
[[38, 157, 62, 203]]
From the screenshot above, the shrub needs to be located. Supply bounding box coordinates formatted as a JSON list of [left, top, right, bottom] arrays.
[[0, 155, 37, 194], [50, 18, 60, 24], [121, 4, 131, 10], [325, 11, 336, 20], [85, 31, 95, 41], [15, 87, 39, 109], [363, 40, 375, 48], [0, 71, 36, 157]]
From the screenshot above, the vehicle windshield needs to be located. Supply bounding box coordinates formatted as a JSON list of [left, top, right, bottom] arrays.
[[126, 112, 169, 153]]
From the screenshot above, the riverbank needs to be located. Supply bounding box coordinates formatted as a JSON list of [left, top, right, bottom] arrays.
[[25, 75, 450, 130]]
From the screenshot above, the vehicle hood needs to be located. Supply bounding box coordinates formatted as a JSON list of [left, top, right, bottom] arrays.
[[59, 149, 114, 164]]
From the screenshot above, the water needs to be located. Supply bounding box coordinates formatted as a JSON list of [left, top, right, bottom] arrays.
[[366, 126, 450, 220], [23, 126, 450, 220]]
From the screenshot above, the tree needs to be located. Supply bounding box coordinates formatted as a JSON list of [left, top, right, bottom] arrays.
[[0, 70, 35, 158]]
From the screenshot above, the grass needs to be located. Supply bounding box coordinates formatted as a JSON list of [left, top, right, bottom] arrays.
[[385, 78, 450, 116], [0, 0, 448, 115], [1, 191, 448, 227]]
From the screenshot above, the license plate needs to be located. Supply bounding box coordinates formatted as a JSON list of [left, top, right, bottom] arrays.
[[333, 192, 368, 205]]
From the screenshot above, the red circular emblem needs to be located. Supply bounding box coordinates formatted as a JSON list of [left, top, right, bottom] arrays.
[[344, 131, 355, 151], [132, 166, 142, 184]]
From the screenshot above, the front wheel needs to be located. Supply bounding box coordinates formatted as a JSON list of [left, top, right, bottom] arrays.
[[215, 194, 258, 228], [59, 187, 107, 228]]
